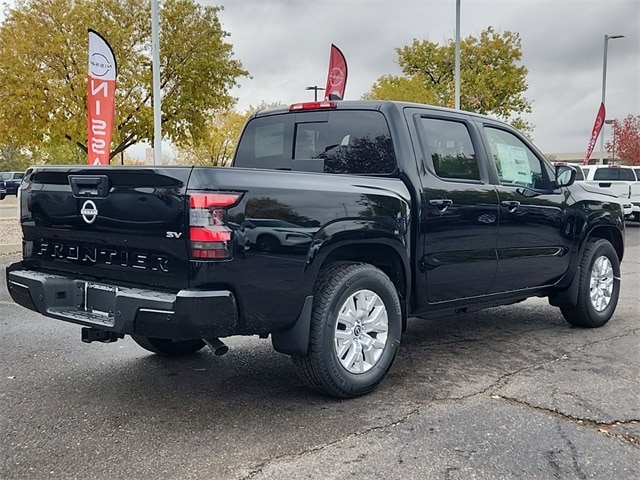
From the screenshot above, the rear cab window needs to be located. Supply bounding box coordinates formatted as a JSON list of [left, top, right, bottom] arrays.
[[592, 166, 636, 181], [234, 110, 397, 175]]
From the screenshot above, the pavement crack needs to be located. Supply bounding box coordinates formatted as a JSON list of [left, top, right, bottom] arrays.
[[240, 404, 423, 479], [492, 394, 640, 447], [481, 327, 640, 394]]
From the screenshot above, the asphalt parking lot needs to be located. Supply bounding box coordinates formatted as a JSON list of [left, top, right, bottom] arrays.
[[1, 224, 638, 479]]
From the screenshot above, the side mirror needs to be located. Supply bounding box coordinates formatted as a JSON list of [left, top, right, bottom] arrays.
[[555, 165, 577, 188]]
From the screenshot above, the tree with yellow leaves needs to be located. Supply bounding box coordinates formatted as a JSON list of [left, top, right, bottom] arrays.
[[364, 27, 532, 135], [0, 0, 248, 164]]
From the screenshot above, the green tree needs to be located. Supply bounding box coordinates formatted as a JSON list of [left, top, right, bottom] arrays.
[[364, 27, 532, 134], [0, 142, 31, 171], [174, 109, 249, 167], [0, 0, 248, 163]]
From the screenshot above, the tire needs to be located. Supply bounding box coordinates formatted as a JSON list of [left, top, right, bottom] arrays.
[[292, 262, 402, 398], [0, 194, 5, 200], [257, 234, 280, 253], [131, 336, 206, 356], [560, 239, 620, 328]]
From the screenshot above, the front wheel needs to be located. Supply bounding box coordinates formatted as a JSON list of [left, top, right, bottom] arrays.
[[131, 336, 206, 356], [293, 262, 402, 398], [560, 238, 620, 328]]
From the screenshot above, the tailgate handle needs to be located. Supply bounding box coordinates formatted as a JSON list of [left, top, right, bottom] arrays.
[[69, 175, 110, 198]]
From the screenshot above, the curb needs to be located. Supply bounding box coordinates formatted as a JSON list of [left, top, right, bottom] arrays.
[[0, 244, 21, 255]]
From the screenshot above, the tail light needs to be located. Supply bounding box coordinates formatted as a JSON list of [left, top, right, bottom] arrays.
[[189, 192, 242, 259]]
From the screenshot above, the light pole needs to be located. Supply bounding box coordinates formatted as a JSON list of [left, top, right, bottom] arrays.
[[305, 86, 325, 101], [599, 34, 624, 164], [151, 0, 162, 165], [604, 119, 616, 163], [454, 0, 461, 110]]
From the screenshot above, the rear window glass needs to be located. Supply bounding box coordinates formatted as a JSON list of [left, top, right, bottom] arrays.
[[593, 167, 636, 181], [235, 110, 396, 175]]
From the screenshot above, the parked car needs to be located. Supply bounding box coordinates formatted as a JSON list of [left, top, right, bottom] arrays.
[[584, 164, 639, 221], [0, 180, 7, 200], [632, 167, 640, 221], [0, 171, 25, 196]]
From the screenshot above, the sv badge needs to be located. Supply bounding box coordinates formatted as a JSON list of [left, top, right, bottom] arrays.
[[166, 231, 183, 239]]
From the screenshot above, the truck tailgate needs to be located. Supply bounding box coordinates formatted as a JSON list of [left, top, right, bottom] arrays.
[[20, 167, 193, 290]]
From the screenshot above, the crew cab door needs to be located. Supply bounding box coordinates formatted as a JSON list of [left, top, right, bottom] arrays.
[[407, 110, 500, 304], [480, 125, 573, 292]]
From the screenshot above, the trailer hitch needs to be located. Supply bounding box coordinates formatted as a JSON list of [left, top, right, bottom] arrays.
[[81, 328, 123, 343]]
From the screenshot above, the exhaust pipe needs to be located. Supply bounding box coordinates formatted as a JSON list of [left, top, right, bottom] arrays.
[[204, 338, 229, 356]]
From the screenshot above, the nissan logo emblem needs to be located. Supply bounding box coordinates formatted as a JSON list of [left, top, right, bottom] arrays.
[[81, 200, 98, 224]]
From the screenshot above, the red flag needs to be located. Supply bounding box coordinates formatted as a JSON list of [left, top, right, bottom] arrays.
[[583, 102, 606, 165], [324, 44, 348, 101], [87, 29, 117, 165]]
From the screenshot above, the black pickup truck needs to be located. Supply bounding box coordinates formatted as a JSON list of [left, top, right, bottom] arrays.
[[6, 101, 626, 398]]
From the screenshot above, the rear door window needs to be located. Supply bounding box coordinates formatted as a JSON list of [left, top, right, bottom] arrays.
[[414, 117, 480, 182]]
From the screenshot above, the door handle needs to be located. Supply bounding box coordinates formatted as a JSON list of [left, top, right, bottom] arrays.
[[501, 200, 520, 212], [429, 199, 453, 211]]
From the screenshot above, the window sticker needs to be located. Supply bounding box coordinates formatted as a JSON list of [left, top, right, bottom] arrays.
[[495, 143, 532, 184]]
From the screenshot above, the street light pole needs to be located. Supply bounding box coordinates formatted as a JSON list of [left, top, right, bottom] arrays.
[[599, 34, 624, 164], [305, 86, 325, 101], [604, 119, 616, 162], [151, 0, 162, 166], [454, 0, 461, 110]]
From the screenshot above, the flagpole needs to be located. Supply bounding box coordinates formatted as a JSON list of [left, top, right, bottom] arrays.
[[151, 0, 162, 165]]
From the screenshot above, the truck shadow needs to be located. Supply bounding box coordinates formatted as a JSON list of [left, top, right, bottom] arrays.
[[37, 298, 614, 412]]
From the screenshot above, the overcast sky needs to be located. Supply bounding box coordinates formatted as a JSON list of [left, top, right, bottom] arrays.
[[212, 0, 639, 155], [1, 0, 638, 157]]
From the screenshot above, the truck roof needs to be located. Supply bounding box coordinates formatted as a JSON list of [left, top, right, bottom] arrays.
[[251, 100, 496, 124]]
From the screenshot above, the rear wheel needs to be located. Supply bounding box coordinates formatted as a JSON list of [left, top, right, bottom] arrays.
[[131, 336, 206, 356], [293, 262, 402, 398], [560, 238, 620, 328]]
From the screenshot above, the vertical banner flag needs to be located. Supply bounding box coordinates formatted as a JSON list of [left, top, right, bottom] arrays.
[[583, 102, 606, 165], [87, 29, 117, 165], [324, 44, 348, 101]]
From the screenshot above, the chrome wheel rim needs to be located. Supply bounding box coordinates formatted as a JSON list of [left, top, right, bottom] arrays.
[[589, 255, 614, 312], [334, 289, 388, 374]]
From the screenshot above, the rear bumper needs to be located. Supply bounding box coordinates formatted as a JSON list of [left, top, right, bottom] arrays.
[[6, 267, 238, 340]]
